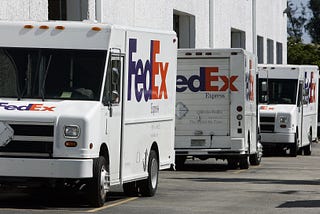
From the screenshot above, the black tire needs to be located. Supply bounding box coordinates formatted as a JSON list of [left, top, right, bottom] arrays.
[[239, 157, 249, 169], [123, 181, 139, 196], [88, 156, 109, 207], [227, 158, 238, 169], [304, 129, 312, 156], [175, 156, 186, 170], [290, 133, 298, 157], [249, 153, 261, 166], [138, 150, 159, 197], [304, 143, 312, 156]]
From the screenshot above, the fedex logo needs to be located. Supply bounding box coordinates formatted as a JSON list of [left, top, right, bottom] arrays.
[[127, 38, 169, 102], [260, 106, 274, 111], [176, 67, 238, 93], [0, 102, 55, 112], [304, 72, 316, 103]]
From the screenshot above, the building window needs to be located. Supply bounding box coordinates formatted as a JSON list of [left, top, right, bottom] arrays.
[[49, 0, 88, 21], [276, 42, 283, 64], [173, 10, 195, 48], [231, 28, 246, 49], [267, 39, 274, 64], [257, 36, 264, 64], [48, 0, 66, 20]]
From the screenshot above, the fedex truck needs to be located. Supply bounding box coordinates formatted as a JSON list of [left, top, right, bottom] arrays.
[[258, 64, 318, 156], [0, 21, 177, 207], [175, 49, 262, 169]]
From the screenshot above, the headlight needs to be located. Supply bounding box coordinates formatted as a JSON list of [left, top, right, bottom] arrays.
[[64, 125, 80, 138], [279, 116, 288, 123]]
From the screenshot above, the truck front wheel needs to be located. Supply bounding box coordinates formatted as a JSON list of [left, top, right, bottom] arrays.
[[138, 150, 159, 197], [290, 133, 298, 157], [249, 153, 261, 166], [88, 156, 109, 207]]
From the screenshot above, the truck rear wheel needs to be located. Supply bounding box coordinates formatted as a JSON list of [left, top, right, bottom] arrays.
[[88, 156, 109, 207], [290, 133, 298, 157], [175, 156, 186, 170], [304, 143, 312, 156], [227, 158, 238, 169], [138, 150, 158, 197], [239, 156, 249, 169], [304, 129, 312, 156]]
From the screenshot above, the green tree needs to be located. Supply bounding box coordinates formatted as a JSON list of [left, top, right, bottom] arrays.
[[287, 0, 307, 42], [287, 37, 320, 67], [305, 0, 320, 43]]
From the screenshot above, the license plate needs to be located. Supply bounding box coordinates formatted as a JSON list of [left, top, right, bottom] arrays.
[[191, 139, 206, 147]]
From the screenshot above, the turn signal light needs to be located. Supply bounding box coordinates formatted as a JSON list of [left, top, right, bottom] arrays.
[[24, 25, 34, 29], [65, 141, 77, 147], [91, 26, 102, 31], [280, 124, 287, 128], [55, 26, 65, 30], [39, 25, 49, 30]]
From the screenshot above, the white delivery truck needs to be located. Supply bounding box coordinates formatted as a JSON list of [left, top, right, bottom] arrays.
[[258, 64, 318, 156], [0, 21, 177, 207], [175, 49, 262, 169]]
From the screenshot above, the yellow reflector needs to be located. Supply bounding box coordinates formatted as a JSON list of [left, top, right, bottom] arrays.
[[55, 25, 65, 30], [39, 25, 49, 30], [91, 26, 102, 31], [65, 141, 77, 147], [24, 25, 34, 29]]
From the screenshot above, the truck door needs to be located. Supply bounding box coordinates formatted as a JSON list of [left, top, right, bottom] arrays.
[[175, 58, 231, 149], [297, 81, 304, 148], [102, 52, 124, 183]]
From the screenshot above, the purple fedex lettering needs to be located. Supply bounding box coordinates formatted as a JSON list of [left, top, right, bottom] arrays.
[[0, 102, 55, 111], [127, 38, 169, 102]]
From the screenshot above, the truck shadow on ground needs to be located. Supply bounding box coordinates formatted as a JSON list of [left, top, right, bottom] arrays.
[[0, 190, 126, 210], [171, 177, 320, 186], [175, 162, 229, 172], [278, 200, 320, 208]]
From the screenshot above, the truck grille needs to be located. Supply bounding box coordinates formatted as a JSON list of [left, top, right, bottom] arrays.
[[260, 116, 275, 123], [0, 123, 54, 158], [260, 116, 275, 133]]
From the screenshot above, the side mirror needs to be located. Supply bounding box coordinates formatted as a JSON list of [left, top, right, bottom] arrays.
[[261, 81, 267, 92], [111, 90, 119, 103]]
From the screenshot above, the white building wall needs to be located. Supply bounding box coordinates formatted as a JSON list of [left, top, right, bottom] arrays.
[[98, 0, 209, 48], [256, 0, 287, 64], [0, 0, 47, 21], [0, 0, 287, 64], [212, 0, 253, 50]]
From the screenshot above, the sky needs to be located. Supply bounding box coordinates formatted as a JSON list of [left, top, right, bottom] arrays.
[[290, 0, 312, 43]]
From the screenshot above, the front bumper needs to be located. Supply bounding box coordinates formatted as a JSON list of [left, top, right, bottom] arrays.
[[0, 158, 93, 178], [260, 132, 295, 144]]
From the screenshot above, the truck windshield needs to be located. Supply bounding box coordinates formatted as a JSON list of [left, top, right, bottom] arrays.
[[259, 78, 298, 104], [0, 48, 107, 101]]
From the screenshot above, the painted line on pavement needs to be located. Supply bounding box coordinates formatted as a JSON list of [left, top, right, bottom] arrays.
[[86, 197, 138, 213]]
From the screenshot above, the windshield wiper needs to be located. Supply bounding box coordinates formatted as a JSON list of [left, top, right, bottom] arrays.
[[40, 55, 52, 101]]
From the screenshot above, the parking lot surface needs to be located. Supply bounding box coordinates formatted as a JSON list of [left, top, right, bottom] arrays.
[[0, 143, 319, 214]]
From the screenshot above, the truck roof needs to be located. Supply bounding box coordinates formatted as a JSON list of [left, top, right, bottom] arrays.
[[178, 48, 251, 58], [0, 20, 175, 50], [258, 64, 319, 70]]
